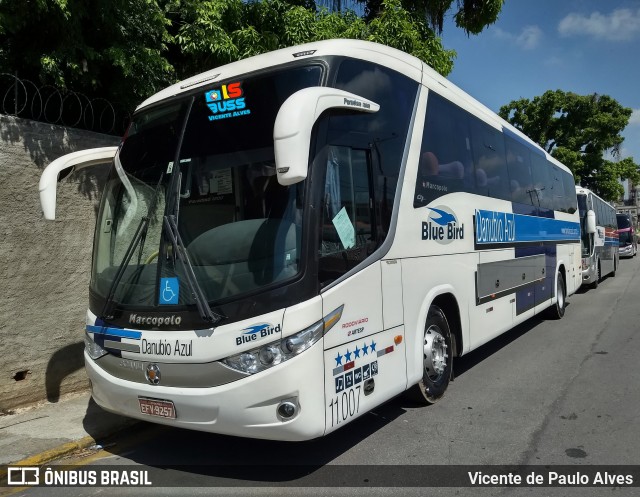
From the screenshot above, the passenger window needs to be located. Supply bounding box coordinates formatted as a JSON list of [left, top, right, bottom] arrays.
[[530, 154, 552, 210], [319, 145, 374, 286], [334, 58, 418, 233], [505, 136, 534, 206], [562, 171, 577, 214], [414, 92, 475, 207], [470, 120, 510, 200], [549, 164, 567, 212]]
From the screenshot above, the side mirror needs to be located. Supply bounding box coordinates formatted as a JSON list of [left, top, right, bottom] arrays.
[[39, 146, 118, 220], [586, 209, 596, 234], [273, 87, 379, 186]]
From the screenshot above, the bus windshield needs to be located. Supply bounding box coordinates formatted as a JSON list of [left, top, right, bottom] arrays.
[[577, 193, 591, 256], [616, 214, 633, 245], [90, 65, 323, 309]]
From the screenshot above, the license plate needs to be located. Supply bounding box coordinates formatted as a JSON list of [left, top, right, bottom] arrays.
[[138, 398, 176, 419]]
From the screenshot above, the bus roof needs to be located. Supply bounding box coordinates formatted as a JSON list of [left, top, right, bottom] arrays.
[[137, 39, 424, 111], [136, 39, 568, 175]]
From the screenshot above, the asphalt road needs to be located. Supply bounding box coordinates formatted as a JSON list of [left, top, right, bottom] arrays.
[[11, 255, 640, 496]]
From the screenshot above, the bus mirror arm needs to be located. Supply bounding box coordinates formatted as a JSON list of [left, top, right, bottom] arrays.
[[39, 146, 118, 220], [586, 209, 597, 234], [273, 87, 380, 186]]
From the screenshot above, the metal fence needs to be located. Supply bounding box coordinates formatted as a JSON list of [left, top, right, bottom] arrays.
[[0, 73, 131, 136]]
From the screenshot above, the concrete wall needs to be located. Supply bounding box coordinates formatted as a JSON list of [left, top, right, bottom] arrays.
[[0, 115, 119, 410]]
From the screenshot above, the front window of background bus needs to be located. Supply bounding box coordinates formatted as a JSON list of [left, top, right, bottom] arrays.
[[577, 193, 592, 257], [90, 65, 323, 314]]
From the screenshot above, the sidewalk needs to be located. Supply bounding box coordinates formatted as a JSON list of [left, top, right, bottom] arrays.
[[0, 390, 136, 467]]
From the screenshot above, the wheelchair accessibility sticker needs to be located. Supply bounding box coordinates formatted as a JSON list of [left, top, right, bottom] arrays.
[[159, 277, 179, 305]]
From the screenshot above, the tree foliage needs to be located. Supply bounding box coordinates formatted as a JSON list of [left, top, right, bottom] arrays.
[[0, 0, 174, 110], [0, 0, 461, 111], [361, 0, 504, 34], [171, 0, 455, 76], [499, 90, 639, 201]]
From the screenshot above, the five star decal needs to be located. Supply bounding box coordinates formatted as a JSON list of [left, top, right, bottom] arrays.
[[335, 340, 377, 366]]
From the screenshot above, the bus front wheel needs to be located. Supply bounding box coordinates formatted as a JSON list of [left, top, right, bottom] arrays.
[[408, 305, 453, 405], [590, 260, 600, 289]]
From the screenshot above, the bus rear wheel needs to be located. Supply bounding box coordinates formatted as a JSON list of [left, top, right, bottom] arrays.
[[408, 305, 452, 405], [545, 271, 566, 320]]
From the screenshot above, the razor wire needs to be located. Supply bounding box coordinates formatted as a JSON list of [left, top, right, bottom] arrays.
[[0, 73, 131, 136]]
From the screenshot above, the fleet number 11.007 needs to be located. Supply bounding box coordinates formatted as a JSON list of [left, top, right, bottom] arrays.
[[329, 385, 361, 427]]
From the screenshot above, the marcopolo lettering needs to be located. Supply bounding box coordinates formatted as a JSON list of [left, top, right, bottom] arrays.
[[129, 314, 182, 326]]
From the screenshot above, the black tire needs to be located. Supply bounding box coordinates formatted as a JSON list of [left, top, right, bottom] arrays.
[[611, 257, 617, 277], [545, 271, 566, 320], [590, 260, 600, 289], [407, 305, 452, 405]]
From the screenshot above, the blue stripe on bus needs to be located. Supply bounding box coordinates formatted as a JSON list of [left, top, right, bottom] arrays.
[[86, 325, 142, 340], [475, 209, 580, 245]]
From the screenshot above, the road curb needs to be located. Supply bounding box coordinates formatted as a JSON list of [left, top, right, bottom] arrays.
[[0, 420, 139, 480], [0, 436, 96, 481]]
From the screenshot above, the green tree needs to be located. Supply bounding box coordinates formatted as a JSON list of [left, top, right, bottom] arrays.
[[168, 0, 455, 78], [499, 90, 639, 201], [0, 0, 174, 110], [1, 0, 455, 111], [360, 0, 504, 34]]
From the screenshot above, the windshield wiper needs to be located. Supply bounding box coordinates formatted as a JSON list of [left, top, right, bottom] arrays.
[[100, 173, 165, 321], [163, 214, 223, 324]]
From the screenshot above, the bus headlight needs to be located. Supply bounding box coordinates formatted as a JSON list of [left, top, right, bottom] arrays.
[[84, 333, 108, 360], [221, 305, 344, 375]]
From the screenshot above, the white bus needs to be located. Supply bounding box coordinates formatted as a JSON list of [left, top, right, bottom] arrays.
[[576, 186, 619, 288], [39, 39, 581, 441]]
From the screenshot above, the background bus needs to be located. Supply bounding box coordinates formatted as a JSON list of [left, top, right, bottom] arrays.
[[616, 212, 637, 258], [576, 186, 619, 288], [40, 39, 581, 441]]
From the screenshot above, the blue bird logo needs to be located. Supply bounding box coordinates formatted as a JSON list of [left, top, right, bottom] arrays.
[[242, 324, 270, 335], [428, 207, 456, 226]]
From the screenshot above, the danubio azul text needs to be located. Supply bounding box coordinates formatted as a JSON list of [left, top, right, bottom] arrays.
[[475, 209, 516, 244]]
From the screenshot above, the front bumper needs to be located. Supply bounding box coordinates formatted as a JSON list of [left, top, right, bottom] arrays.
[[85, 342, 326, 441], [619, 245, 634, 258]]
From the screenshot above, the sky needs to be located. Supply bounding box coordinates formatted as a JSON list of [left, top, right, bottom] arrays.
[[440, 0, 640, 163]]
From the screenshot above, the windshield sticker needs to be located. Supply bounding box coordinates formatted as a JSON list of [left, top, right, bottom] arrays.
[[204, 82, 251, 121], [159, 277, 179, 305], [210, 169, 233, 194], [332, 207, 355, 249]]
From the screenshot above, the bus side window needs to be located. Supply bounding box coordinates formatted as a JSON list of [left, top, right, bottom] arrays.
[[530, 153, 552, 210], [470, 121, 510, 200], [562, 171, 577, 214], [549, 163, 567, 212], [414, 92, 473, 207], [319, 145, 374, 287], [505, 136, 534, 206]]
